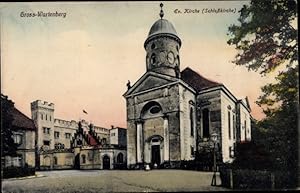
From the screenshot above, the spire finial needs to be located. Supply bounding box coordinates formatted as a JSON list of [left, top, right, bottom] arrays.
[[159, 3, 164, 19]]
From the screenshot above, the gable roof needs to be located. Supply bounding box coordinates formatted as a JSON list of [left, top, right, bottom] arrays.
[[181, 67, 222, 92], [9, 107, 36, 131], [86, 133, 99, 146], [238, 97, 252, 112], [123, 71, 178, 97]]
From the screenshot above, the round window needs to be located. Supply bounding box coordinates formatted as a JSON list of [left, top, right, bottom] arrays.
[[149, 105, 161, 114]]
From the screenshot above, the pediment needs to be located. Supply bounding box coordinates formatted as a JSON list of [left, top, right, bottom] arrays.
[[124, 72, 178, 96]]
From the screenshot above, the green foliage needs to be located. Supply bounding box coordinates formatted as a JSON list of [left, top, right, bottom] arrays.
[[257, 66, 299, 116], [1, 95, 18, 157], [228, 0, 297, 74], [228, 0, 298, 187], [232, 141, 273, 170]]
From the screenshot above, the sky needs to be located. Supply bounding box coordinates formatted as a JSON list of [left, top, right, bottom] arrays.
[[0, 1, 277, 129]]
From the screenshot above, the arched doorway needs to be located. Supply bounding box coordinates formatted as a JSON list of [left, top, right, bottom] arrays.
[[44, 156, 51, 168], [74, 154, 80, 169], [146, 135, 163, 168], [117, 153, 123, 164], [103, 155, 110, 169]]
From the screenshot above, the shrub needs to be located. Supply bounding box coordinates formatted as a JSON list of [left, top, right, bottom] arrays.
[[233, 142, 273, 170], [2, 166, 35, 179]]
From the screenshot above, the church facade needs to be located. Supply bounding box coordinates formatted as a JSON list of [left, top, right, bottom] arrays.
[[123, 6, 251, 169]]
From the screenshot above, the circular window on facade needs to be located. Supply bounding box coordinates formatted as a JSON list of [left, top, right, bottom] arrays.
[[149, 105, 161, 114]]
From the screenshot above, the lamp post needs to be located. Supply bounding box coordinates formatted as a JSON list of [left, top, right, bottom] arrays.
[[210, 132, 218, 186]]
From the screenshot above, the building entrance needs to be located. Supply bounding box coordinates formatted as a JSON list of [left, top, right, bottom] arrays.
[[74, 154, 80, 169], [151, 145, 161, 167], [103, 155, 110, 169]]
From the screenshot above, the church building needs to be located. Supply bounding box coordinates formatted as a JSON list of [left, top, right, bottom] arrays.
[[123, 4, 251, 169]]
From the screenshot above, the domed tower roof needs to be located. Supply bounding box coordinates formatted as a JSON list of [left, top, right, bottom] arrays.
[[144, 3, 181, 47], [148, 19, 179, 39]]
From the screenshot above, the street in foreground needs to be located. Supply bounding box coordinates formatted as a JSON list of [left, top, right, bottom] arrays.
[[2, 169, 228, 192]]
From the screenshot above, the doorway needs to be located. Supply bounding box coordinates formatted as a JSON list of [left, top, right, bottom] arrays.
[[151, 145, 161, 167], [103, 155, 110, 169], [74, 154, 80, 169]]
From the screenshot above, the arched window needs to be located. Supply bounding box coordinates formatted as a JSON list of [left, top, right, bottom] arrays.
[[44, 156, 50, 166], [81, 154, 86, 164], [202, 109, 210, 138], [244, 120, 247, 141], [176, 55, 180, 65], [117, 153, 124, 163], [233, 114, 236, 140], [150, 53, 156, 65], [151, 43, 156, 50], [77, 139, 82, 146], [53, 157, 58, 165], [228, 111, 231, 140], [190, 107, 194, 136]]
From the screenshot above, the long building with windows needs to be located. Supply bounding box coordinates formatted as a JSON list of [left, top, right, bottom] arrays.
[[31, 100, 127, 170]]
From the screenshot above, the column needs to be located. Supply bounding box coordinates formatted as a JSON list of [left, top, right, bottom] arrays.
[[163, 114, 169, 161], [136, 120, 143, 163]]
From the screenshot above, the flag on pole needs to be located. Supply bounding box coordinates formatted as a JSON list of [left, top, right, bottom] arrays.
[[83, 110, 88, 114]]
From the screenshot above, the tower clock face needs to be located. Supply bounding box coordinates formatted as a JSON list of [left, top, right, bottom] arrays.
[[167, 52, 175, 64]]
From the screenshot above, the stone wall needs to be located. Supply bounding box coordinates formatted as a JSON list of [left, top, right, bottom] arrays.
[[237, 101, 251, 142], [126, 83, 182, 167], [220, 89, 237, 163], [118, 128, 127, 147], [197, 89, 222, 141], [31, 100, 55, 150], [39, 151, 74, 170], [178, 84, 196, 160], [80, 149, 101, 169], [126, 120, 137, 167]]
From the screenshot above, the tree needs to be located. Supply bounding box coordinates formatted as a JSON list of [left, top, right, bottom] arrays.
[[1, 95, 18, 157], [227, 0, 298, 188], [228, 0, 297, 75]]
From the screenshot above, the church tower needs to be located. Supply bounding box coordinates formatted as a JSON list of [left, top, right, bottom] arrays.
[[144, 3, 181, 77]]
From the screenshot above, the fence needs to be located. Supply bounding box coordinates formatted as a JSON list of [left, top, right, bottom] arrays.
[[220, 167, 296, 190]]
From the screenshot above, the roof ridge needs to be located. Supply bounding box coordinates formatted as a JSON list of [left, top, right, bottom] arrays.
[[181, 67, 222, 92], [182, 67, 221, 85], [13, 106, 33, 121], [10, 106, 36, 130]]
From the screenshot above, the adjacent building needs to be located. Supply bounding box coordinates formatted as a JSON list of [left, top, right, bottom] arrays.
[[1, 94, 36, 169], [123, 6, 251, 169], [31, 100, 126, 170]]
